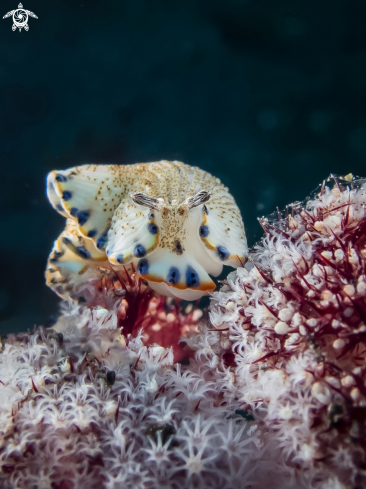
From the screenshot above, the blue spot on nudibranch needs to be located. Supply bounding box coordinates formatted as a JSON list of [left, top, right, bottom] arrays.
[[203, 205, 209, 215], [62, 191, 72, 201], [55, 174, 67, 182], [69, 208, 90, 225], [134, 243, 147, 257], [97, 230, 109, 249], [148, 210, 154, 220], [75, 246, 91, 259], [167, 267, 180, 285], [87, 229, 97, 238], [199, 225, 209, 238], [137, 258, 149, 275], [217, 246, 230, 261], [77, 210, 90, 226], [148, 223, 159, 235], [116, 254, 124, 264], [186, 266, 200, 288]]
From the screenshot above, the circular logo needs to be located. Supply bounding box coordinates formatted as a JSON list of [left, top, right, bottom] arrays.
[[12, 8, 28, 29]]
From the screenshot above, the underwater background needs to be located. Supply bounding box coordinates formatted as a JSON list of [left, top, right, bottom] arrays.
[[1, 0, 366, 334]]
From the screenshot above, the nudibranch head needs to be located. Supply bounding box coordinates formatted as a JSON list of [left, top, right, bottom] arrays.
[[45, 161, 248, 301]]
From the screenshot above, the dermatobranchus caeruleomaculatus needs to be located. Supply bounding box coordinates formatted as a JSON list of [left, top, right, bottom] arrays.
[[46, 160, 248, 301]]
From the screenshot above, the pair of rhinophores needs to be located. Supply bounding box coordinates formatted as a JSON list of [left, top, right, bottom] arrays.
[[46, 161, 248, 301]]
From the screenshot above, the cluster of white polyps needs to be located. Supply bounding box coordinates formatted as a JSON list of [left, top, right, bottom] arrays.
[[0, 298, 294, 489], [209, 175, 366, 489]]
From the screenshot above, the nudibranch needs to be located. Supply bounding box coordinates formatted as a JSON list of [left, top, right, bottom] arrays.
[[45, 161, 248, 301]]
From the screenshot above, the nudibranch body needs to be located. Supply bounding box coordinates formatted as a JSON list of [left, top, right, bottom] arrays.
[[46, 161, 247, 301]]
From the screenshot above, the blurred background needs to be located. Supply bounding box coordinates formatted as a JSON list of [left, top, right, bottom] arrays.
[[1, 0, 366, 334]]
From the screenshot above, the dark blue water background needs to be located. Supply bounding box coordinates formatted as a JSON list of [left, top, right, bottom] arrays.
[[1, 0, 365, 334]]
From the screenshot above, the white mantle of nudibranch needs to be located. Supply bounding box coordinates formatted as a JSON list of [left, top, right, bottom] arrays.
[[45, 160, 248, 301]]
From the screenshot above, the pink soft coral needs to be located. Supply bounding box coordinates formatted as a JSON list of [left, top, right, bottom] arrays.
[[1, 175, 366, 489], [0, 303, 271, 489], [210, 175, 366, 488], [72, 263, 202, 362]]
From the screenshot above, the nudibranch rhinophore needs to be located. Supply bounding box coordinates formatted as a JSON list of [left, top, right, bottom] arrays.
[[45, 161, 248, 301]]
